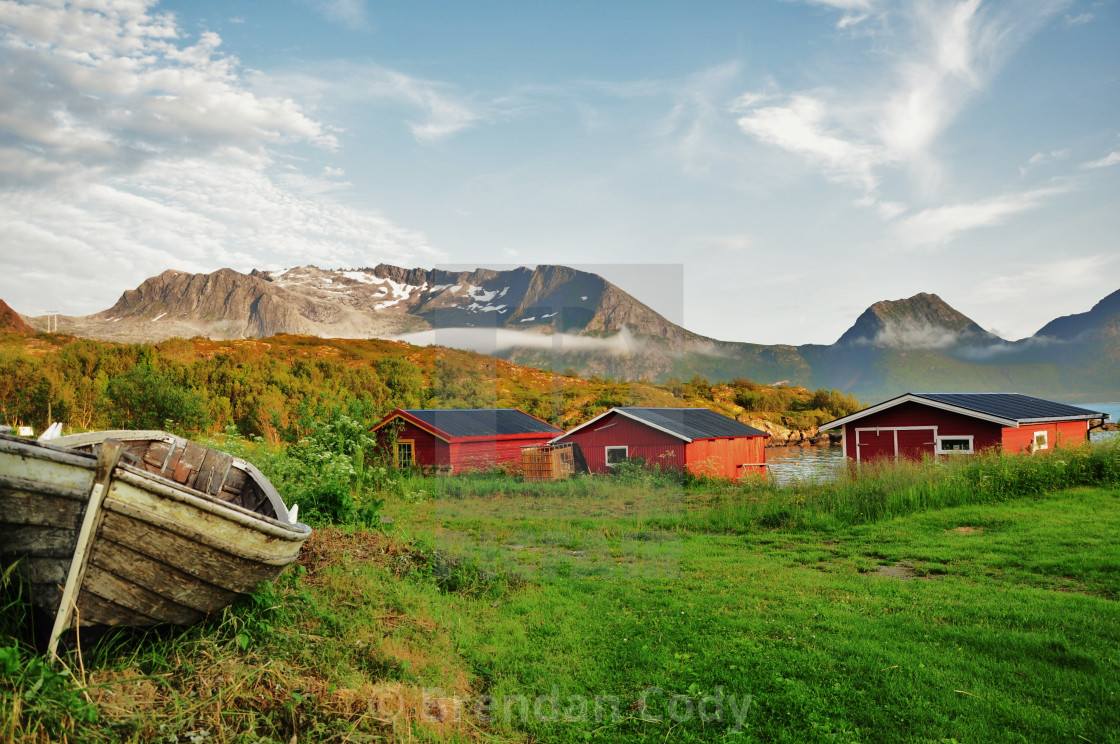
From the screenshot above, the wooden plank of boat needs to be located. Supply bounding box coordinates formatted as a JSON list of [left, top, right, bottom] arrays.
[[48, 440, 123, 659], [0, 438, 98, 623], [0, 429, 311, 658]]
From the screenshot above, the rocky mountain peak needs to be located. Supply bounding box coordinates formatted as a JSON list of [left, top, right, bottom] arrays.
[[836, 292, 999, 348]]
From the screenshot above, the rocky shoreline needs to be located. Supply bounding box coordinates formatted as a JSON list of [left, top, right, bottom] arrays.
[[746, 419, 840, 448]]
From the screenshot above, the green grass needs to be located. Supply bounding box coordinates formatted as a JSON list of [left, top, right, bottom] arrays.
[[405, 487, 1120, 743], [3, 442, 1119, 743]]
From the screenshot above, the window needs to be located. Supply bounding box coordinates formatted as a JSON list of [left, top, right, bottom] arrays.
[[396, 440, 415, 468], [1033, 431, 1048, 451], [936, 436, 974, 455], [605, 446, 628, 467]]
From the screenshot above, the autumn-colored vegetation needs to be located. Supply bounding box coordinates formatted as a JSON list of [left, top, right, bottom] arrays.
[[0, 331, 861, 441]]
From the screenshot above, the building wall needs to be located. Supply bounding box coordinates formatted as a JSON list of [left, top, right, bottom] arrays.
[[1001, 420, 1089, 454], [555, 412, 686, 474], [381, 420, 450, 468], [450, 434, 556, 473], [685, 436, 767, 479], [840, 401, 1091, 461], [556, 411, 766, 478], [842, 401, 1002, 461]]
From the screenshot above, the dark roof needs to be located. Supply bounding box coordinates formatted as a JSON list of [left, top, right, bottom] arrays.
[[819, 392, 1108, 431], [914, 393, 1106, 423], [611, 407, 768, 441], [399, 409, 561, 438]]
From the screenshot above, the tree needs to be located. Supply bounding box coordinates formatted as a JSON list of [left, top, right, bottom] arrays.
[[376, 357, 423, 409], [103, 363, 211, 433]]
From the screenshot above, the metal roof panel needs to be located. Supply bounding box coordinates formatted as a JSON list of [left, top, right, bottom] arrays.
[[914, 393, 1106, 423], [614, 407, 769, 440], [402, 409, 561, 438]]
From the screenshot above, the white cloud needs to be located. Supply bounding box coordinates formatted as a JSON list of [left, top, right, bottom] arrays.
[[805, 0, 873, 8], [734, 1, 1071, 201], [0, 0, 444, 316], [970, 255, 1117, 304], [962, 254, 1119, 340], [862, 198, 907, 220], [872, 321, 962, 349], [655, 62, 747, 179], [394, 326, 672, 357], [263, 64, 482, 143], [304, 0, 369, 29], [1019, 149, 1068, 176], [801, 0, 875, 28], [735, 93, 884, 191], [1082, 151, 1120, 169], [0, 155, 443, 315], [0, 0, 336, 191], [836, 13, 871, 29], [892, 186, 1068, 247], [1064, 12, 1094, 26]]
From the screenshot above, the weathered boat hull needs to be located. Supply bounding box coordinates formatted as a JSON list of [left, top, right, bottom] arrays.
[[0, 431, 311, 635]]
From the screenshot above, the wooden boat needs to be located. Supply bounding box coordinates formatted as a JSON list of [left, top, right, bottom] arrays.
[[0, 429, 311, 657]]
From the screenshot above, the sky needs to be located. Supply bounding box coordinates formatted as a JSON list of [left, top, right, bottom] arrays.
[[0, 0, 1117, 346]]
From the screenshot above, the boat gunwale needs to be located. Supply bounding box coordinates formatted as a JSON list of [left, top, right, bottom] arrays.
[[1, 432, 310, 542], [51, 430, 293, 523], [0, 435, 97, 469], [111, 465, 311, 545]]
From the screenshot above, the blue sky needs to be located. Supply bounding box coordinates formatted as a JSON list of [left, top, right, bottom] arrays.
[[0, 0, 1116, 345]]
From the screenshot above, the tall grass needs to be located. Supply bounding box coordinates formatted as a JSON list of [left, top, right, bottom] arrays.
[[392, 457, 746, 503], [661, 438, 1120, 533]]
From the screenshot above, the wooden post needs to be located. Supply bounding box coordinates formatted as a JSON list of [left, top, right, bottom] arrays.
[[48, 440, 124, 664]]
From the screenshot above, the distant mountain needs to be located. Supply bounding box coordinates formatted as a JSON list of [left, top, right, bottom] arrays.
[[20, 265, 1120, 401], [1033, 289, 1120, 342], [39, 264, 697, 347], [835, 292, 1000, 348]]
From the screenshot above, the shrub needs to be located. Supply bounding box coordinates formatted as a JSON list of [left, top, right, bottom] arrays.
[[733, 388, 765, 412], [207, 412, 392, 528], [103, 363, 210, 433]]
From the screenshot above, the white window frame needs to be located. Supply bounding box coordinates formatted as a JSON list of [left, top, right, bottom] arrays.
[[604, 445, 629, 467], [936, 435, 974, 455], [396, 439, 415, 468], [1033, 430, 1048, 451]]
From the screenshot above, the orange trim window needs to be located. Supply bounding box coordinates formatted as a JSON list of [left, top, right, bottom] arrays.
[[396, 439, 415, 468]]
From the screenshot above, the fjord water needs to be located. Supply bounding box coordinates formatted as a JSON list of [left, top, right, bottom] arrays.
[[766, 444, 846, 486], [1083, 401, 1120, 442]]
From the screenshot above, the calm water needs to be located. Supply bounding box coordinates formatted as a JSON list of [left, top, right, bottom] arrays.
[[1082, 402, 1120, 443], [766, 445, 846, 486], [766, 401, 1117, 486]]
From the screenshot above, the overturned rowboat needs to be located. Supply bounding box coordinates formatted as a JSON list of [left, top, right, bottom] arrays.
[[0, 429, 311, 658]]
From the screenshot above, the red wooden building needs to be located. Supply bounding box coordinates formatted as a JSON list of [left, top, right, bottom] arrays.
[[553, 407, 769, 480], [818, 393, 1109, 463], [372, 408, 562, 474]]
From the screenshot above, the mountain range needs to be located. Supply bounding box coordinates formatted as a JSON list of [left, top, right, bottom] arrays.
[[16, 264, 1120, 402]]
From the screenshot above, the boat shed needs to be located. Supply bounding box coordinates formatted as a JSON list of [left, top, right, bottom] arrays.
[[552, 407, 769, 479], [372, 408, 562, 474], [818, 393, 1109, 463]]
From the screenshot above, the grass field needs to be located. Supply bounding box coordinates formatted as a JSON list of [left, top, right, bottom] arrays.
[[3, 446, 1119, 743], [387, 481, 1119, 743]]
